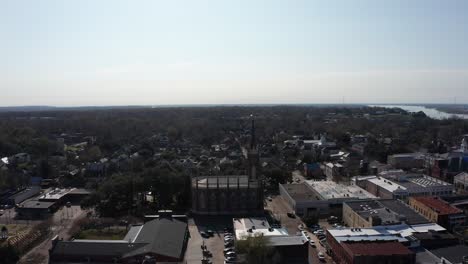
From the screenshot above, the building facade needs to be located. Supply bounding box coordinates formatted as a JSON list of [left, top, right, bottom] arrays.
[[409, 196, 466, 230], [191, 118, 264, 215]]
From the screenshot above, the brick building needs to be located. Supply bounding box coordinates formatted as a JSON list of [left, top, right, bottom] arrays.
[[409, 196, 466, 230], [329, 240, 415, 264]]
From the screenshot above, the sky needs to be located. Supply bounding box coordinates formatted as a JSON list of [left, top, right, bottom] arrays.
[[1, 0, 468, 106]]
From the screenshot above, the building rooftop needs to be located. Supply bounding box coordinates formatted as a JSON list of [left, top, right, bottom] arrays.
[[411, 196, 462, 215], [328, 226, 408, 243], [345, 199, 429, 226], [454, 172, 468, 183], [192, 175, 260, 189], [39, 188, 75, 201], [233, 217, 289, 240], [367, 177, 407, 193], [7, 186, 41, 204], [306, 180, 376, 200], [406, 175, 451, 187], [430, 245, 468, 264], [378, 199, 429, 225], [414, 247, 442, 264], [365, 175, 452, 193], [328, 223, 446, 243], [18, 199, 55, 209], [342, 241, 414, 256], [51, 216, 188, 261], [390, 153, 424, 159], [281, 183, 318, 202], [268, 236, 308, 246]]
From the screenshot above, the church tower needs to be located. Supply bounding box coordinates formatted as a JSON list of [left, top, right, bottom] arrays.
[[462, 134, 468, 153], [247, 115, 259, 181]]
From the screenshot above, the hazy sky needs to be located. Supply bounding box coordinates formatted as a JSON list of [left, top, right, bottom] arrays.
[[1, 0, 468, 106]]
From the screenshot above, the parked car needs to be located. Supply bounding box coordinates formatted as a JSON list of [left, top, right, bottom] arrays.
[[309, 240, 316, 247], [225, 251, 236, 257], [224, 241, 234, 247], [224, 247, 235, 253], [318, 252, 325, 261], [225, 256, 236, 262], [313, 229, 324, 235], [319, 239, 326, 247], [287, 212, 296, 218], [200, 231, 210, 238]]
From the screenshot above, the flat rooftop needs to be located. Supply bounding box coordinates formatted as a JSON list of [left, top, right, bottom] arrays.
[[345, 200, 403, 225], [268, 236, 308, 246], [233, 217, 289, 240], [281, 183, 318, 202], [342, 241, 413, 256], [367, 177, 407, 193], [305, 180, 376, 200], [430, 245, 468, 264], [19, 199, 55, 209], [378, 199, 429, 225], [328, 223, 446, 242], [193, 175, 260, 188], [39, 188, 76, 200], [366, 175, 451, 192], [406, 175, 451, 187]]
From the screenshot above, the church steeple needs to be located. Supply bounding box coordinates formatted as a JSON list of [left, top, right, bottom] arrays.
[[250, 114, 256, 150], [248, 114, 259, 180]]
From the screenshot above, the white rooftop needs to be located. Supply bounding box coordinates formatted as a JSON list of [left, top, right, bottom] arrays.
[[40, 188, 76, 200], [407, 175, 451, 187], [328, 223, 446, 243], [305, 180, 376, 200], [233, 218, 289, 240], [454, 172, 468, 183], [367, 177, 407, 192]]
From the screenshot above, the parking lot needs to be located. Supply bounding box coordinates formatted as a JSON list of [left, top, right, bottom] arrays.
[[185, 216, 234, 264]]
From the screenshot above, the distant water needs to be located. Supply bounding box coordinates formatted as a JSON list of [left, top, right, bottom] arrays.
[[370, 105, 468, 120]]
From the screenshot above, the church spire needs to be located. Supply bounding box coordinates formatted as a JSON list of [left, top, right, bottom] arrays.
[[250, 114, 256, 150], [248, 114, 259, 181]]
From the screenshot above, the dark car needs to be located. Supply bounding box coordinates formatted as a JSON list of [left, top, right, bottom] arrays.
[[287, 212, 296, 218]]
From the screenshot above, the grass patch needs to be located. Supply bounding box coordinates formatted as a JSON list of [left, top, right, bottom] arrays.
[[74, 228, 127, 240]]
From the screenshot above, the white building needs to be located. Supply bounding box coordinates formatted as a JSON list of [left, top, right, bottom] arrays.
[[356, 175, 453, 200], [454, 172, 468, 194], [279, 181, 375, 217]]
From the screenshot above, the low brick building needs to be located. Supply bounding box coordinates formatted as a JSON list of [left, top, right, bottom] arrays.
[[332, 241, 415, 264], [409, 196, 466, 230]]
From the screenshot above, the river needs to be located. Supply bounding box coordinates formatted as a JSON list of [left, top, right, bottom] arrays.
[[369, 105, 468, 120]]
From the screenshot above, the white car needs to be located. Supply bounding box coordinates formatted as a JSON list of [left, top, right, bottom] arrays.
[[309, 240, 316, 247], [318, 252, 325, 261]]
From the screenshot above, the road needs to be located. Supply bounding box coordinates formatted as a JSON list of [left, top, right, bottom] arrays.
[[18, 206, 89, 264], [292, 170, 306, 183]]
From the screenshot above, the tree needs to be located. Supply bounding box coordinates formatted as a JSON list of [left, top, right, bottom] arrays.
[[236, 234, 273, 264], [0, 245, 19, 264], [264, 169, 291, 189]]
